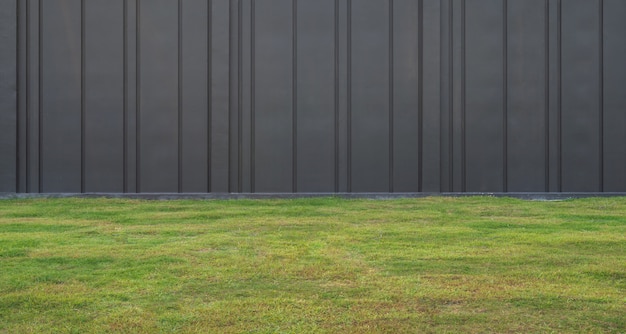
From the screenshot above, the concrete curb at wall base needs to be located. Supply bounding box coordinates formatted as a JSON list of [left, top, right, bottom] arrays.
[[1, 193, 626, 201]]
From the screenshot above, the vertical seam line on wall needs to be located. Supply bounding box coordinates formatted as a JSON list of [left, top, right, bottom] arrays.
[[334, 0, 339, 193], [38, 0, 42, 192], [418, 0, 424, 192], [23, 0, 28, 193], [599, 0, 604, 192], [347, 0, 352, 192], [23, 0, 27, 192], [389, 0, 394, 193], [16, 0, 20, 192], [503, 0, 508, 192], [461, 0, 466, 192], [227, 0, 232, 193], [250, 0, 255, 193], [439, 0, 445, 192], [544, 0, 550, 192], [136, 0, 141, 193], [81, 0, 85, 193], [123, 0, 128, 193], [448, 0, 453, 192], [208, 0, 212, 192], [237, 0, 242, 193], [557, 0, 562, 192], [292, 0, 297, 193], [26, 0, 31, 193], [178, 0, 183, 193]]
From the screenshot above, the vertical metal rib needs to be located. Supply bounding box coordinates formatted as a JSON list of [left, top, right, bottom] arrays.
[[81, 0, 85, 193], [461, 0, 466, 192], [389, 0, 394, 193], [38, 0, 42, 192], [292, 0, 298, 193], [136, 0, 141, 192], [503, 0, 508, 192], [347, 0, 352, 192], [26, 0, 30, 192], [178, 0, 183, 193], [599, 0, 604, 192], [227, 0, 232, 193], [557, 0, 562, 192], [123, 0, 128, 193], [16, 0, 21, 192], [418, 0, 424, 192], [544, 0, 550, 192], [237, 0, 242, 193], [439, 0, 446, 192], [207, 0, 212, 192], [448, 0, 453, 192], [334, 0, 339, 193], [250, 0, 255, 193]]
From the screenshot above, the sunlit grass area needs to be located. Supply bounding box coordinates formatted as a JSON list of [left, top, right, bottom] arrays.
[[0, 197, 624, 333]]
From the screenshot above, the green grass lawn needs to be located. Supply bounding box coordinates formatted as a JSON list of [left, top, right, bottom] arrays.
[[0, 197, 624, 333]]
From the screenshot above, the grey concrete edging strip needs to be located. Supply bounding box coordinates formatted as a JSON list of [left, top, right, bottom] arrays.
[[1, 192, 626, 201]]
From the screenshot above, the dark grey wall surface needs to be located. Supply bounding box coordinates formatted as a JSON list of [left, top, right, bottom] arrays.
[[0, 0, 17, 193], [3, 0, 625, 194]]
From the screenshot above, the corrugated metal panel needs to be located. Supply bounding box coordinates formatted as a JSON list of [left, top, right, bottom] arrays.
[[0, 0, 18, 192], [2, 0, 623, 193], [0, 0, 17, 193]]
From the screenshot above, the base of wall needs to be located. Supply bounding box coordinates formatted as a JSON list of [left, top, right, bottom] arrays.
[[2, 192, 626, 201]]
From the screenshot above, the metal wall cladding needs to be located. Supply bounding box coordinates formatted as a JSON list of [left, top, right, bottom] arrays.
[[0, 0, 17, 193], [2, 0, 626, 194]]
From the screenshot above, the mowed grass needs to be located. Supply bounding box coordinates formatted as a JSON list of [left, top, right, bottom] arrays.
[[0, 197, 624, 333]]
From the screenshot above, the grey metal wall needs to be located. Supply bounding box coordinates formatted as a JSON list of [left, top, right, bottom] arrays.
[[0, 0, 17, 193], [2, 0, 626, 194]]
